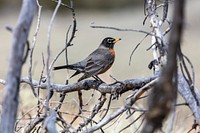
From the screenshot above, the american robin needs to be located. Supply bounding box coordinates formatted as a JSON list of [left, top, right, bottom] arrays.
[[53, 37, 121, 82]]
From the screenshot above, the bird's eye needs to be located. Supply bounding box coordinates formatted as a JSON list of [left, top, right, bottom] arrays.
[[107, 39, 113, 43]]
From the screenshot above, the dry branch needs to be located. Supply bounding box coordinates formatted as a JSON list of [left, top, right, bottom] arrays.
[[0, 76, 156, 95], [81, 78, 156, 133], [0, 0, 36, 132], [43, 110, 58, 133], [28, 0, 42, 98], [78, 94, 107, 130], [24, 117, 44, 133], [45, 0, 62, 111], [1, 0, 200, 132], [178, 73, 200, 123], [142, 0, 184, 132]]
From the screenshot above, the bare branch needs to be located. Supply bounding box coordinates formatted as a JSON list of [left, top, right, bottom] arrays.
[[161, 0, 169, 22], [81, 78, 156, 133], [70, 90, 83, 125], [129, 33, 150, 65], [0, 0, 36, 132], [24, 117, 44, 133], [2, 0, 200, 132], [67, 0, 77, 47], [178, 73, 200, 123], [43, 110, 58, 133], [52, 0, 71, 9], [99, 94, 113, 121], [28, 0, 42, 98], [78, 94, 107, 130], [0, 76, 156, 95], [49, 26, 71, 71], [119, 112, 145, 133], [142, 0, 185, 132], [45, 0, 62, 111], [144, 0, 170, 76], [91, 25, 151, 35]]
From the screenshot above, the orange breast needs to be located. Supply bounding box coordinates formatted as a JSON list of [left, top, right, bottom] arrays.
[[99, 49, 115, 74], [99, 63, 113, 74], [108, 49, 115, 56]]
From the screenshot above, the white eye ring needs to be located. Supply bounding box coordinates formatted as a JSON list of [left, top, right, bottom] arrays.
[[107, 39, 113, 43]]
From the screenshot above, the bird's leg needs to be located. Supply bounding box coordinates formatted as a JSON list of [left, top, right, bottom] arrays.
[[109, 75, 125, 86], [92, 75, 98, 80], [92, 75, 105, 83]]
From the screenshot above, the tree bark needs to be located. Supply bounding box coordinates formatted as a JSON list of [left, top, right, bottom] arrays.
[[0, 0, 36, 132], [142, 0, 185, 132]]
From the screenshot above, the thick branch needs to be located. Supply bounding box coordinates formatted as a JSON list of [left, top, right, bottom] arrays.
[[145, 0, 168, 75], [0, 0, 36, 132], [3, 76, 155, 94], [178, 73, 200, 123], [2, 74, 200, 123]]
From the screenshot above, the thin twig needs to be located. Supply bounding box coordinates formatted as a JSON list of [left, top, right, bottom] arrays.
[[67, 0, 77, 47], [24, 117, 44, 133], [15, 105, 40, 132], [45, 0, 62, 112], [28, 0, 42, 98], [125, 105, 147, 112], [83, 90, 95, 106], [133, 117, 145, 133], [129, 33, 150, 65], [162, 0, 169, 22], [49, 25, 71, 71], [57, 112, 77, 132], [91, 25, 151, 35], [163, 19, 172, 36], [176, 102, 188, 106], [119, 112, 145, 133], [178, 47, 198, 105], [78, 94, 107, 130], [182, 54, 195, 85], [52, 0, 71, 9], [36, 53, 46, 117], [99, 94, 113, 121], [70, 90, 83, 125], [54, 92, 66, 111]]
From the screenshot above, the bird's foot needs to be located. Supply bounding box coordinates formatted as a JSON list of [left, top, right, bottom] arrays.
[[109, 80, 125, 86], [93, 76, 105, 84]]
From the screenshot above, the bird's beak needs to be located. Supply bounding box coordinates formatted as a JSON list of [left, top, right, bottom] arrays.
[[113, 38, 121, 43]]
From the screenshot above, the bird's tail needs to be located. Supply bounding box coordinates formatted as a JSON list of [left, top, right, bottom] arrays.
[[53, 65, 82, 79], [53, 65, 74, 70]]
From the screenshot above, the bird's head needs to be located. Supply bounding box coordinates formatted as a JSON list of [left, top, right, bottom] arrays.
[[100, 37, 121, 49]]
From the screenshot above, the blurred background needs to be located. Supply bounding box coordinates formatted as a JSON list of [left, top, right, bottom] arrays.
[[0, 0, 200, 132]]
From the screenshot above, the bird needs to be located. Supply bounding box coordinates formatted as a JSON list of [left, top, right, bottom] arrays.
[[53, 37, 121, 82]]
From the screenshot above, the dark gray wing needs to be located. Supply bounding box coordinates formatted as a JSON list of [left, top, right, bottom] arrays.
[[84, 48, 115, 77]]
